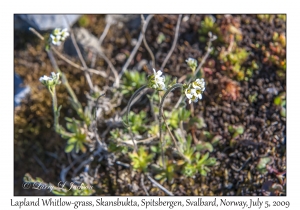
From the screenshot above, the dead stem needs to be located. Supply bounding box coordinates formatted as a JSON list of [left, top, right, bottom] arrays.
[[119, 14, 153, 79], [120, 87, 149, 116], [147, 174, 174, 196], [160, 14, 182, 70], [29, 27, 44, 40], [141, 173, 149, 196], [69, 32, 94, 91], [29, 27, 108, 78], [162, 113, 190, 163], [141, 14, 155, 69], [90, 22, 111, 68], [97, 51, 120, 88], [51, 48, 108, 77], [64, 15, 94, 92]]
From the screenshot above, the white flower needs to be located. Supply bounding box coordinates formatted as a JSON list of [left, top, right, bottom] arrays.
[[184, 78, 205, 104], [39, 72, 60, 87], [148, 68, 166, 91], [50, 28, 69, 45], [192, 78, 205, 92], [185, 87, 198, 104], [185, 58, 197, 71], [50, 34, 62, 46], [52, 28, 61, 36], [39, 75, 52, 82], [60, 28, 70, 41]]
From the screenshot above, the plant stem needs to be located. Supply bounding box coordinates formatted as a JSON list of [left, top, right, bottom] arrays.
[[174, 37, 214, 109], [119, 15, 153, 79], [126, 85, 148, 152], [162, 113, 190, 163], [141, 14, 155, 69], [146, 174, 173, 196], [159, 83, 183, 168], [49, 86, 59, 132], [46, 49, 79, 103]]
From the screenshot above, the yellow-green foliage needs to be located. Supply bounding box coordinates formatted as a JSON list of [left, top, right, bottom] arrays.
[[129, 146, 154, 173]]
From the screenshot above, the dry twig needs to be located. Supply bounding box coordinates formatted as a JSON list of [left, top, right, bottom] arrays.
[[160, 14, 182, 70], [119, 15, 153, 79], [147, 175, 174, 196]]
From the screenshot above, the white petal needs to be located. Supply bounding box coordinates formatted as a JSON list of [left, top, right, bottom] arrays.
[[156, 70, 163, 76], [152, 68, 157, 75], [185, 93, 193, 99], [40, 75, 49, 81], [190, 89, 196, 95], [193, 98, 198, 103], [155, 77, 164, 83]]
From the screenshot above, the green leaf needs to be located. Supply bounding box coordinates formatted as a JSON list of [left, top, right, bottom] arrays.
[[257, 157, 272, 174], [75, 142, 80, 153], [196, 142, 214, 152], [150, 146, 158, 153], [57, 105, 62, 118], [65, 117, 73, 122], [198, 152, 210, 165], [274, 96, 281, 106], [204, 157, 217, 166], [51, 189, 68, 196], [65, 144, 74, 153], [232, 132, 239, 139], [235, 125, 244, 134], [228, 125, 234, 133], [189, 116, 206, 129], [80, 142, 87, 153], [200, 168, 207, 176], [280, 107, 286, 117], [203, 131, 212, 139], [67, 137, 77, 144], [211, 135, 221, 146], [178, 108, 191, 122], [155, 174, 163, 180]]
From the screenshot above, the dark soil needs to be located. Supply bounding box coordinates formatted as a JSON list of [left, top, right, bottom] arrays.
[[14, 14, 286, 196]]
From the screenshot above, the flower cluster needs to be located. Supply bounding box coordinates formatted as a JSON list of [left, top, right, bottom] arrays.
[[186, 58, 197, 72], [184, 78, 205, 104], [50, 28, 69, 46], [39, 72, 61, 87], [148, 69, 166, 91]]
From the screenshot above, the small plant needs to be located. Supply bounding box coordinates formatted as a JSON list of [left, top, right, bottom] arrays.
[[274, 92, 286, 117], [176, 133, 216, 177], [228, 124, 244, 139], [64, 117, 89, 153], [257, 156, 273, 174], [219, 42, 258, 81], [124, 110, 148, 134], [154, 157, 176, 184], [121, 70, 147, 96], [129, 146, 154, 173], [164, 107, 190, 129], [122, 33, 217, 186], [198, 16, 221, 42], [261, 32, 286, 79]]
